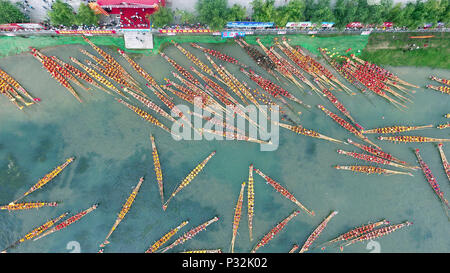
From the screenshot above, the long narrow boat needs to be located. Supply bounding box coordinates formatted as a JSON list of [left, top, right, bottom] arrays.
[[378, 135, 450, 143], [163, 151, 216, 210], [231, 182, 246, 253], [251, 210, 300, 253], [337, 150, 416, 170], [51, 56, 107, 92], [12, 157, 75, 204], [100, 177, 144, 247], [190, 111, 245, 134], [275, 40, 325, 85], [220, 64, 259, 106], [169, 72, 224, 112], [34, 203, 98, 241], [351, 54, 418, 88], [32, 53, 82, 102], [190, 43, 247, 67], [268, 46, 321, 95], [248, 164, 255, 242], [255, 168, 314, 216], [182, 249, 222, 253], [200, 128, 269, 145], [437, 144, 450, 183], [150, 135, 164, 206], [146, 84, 198, 134], [116, 98, 172, 134], [317, 104, 380, 148], [334, 165, 413, 176], [427, 84, 449, 95], [255, 38, 304, 91], [117, 49, 172, 100], [318, 219, 389, 250], [70, 57, 117, 96], [86, 60, 142, 95], [80, 48, 136, 85], [288, 42, 350, 92], [0, 202, 58, 211], [145, 220, 189, 253], [0, 67, 35, 102], [340, 221, 412, 251], [163, 77, 212, 107], [430, 76, 450, 87], [288, 244, 299, 253], [0, 78, 29, 107], [191, 66, 260, 129], [319, 49, 406, 108], [173, 42, 217, 79], [31, 48, 87, 91], [202, 55, 247, 105], [190, 66, 237, 106], [161, 216, 219, 253], [362, 125, 433, 134], [160, 53, 201, 87], [437, 123, 450, 129], [0, 85, 24, 109], [299, 211, 339, 253], [82, 36, 135, 81], [321, 89, 362, 130], [347, 138, 410, 166], [240, 68, 310, 108], [125, 88, 175, 123], [277, 122, 344, 144], [414, 149, 450, 217], [235, 39, 278, 80], [341, 56, 413, 103], [1, 212, 68, 252]]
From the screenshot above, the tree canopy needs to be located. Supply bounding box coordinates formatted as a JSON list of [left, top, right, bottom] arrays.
[[0, 0, 28, 24], [149, 6, 174, 28], [196, 0, 229, 29], [75, 3, 99, 26], [48, 0, 76, 26]]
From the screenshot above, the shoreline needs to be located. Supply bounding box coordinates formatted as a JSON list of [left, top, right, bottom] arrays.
[[1, 32, 448, 69]]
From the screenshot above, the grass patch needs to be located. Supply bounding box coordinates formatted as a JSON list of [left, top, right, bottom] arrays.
[[361, 47, 450, 69], [244, 34, 369, 56], [361, 32, 450, 69]]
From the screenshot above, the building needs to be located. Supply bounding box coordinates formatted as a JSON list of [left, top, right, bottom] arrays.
[[94, 0, 165, 29]]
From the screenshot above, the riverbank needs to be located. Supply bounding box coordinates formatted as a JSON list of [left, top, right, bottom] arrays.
[[1, 32, 447, 68], [361, 32, 450, 69], [0, 33, 369, 58]]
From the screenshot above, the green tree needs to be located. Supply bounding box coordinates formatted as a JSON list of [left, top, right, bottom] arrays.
[[386, 3, 404, 25], [226, 4, 246, 21], [334, 0, 347, 28], [175, 9, 196, 24], [48, 0, 76, 26], [356, 0, 370, 23], [367, 3, 385, 25], [423, 0, 445, 24], [284, 0, 306, 21], [0, 0, 28, 23], [303, 0, 315, 21], [311, 0, 334, 23], [440, 0, 450, 24], [75, 3, 99, 25], [196, 0, 228, 29], [149, 6, 174, 28], [250, 0, 276, 22]]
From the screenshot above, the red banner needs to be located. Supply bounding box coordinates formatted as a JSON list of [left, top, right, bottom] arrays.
[[159, 29, 211, 34], [55, 30, 117, 35]]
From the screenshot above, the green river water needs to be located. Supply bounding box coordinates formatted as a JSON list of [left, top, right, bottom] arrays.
[[0, 41, 449, 253]]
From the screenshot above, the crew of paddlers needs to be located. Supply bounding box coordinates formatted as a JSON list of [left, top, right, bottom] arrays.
[[5, 35, 450, 253]]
